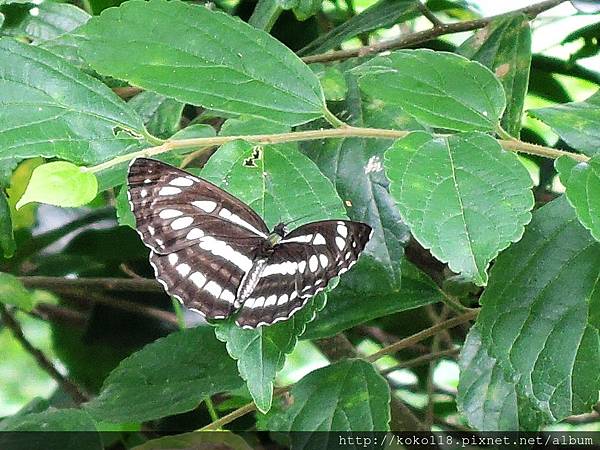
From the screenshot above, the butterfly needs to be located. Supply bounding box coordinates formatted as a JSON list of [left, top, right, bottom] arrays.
[[127, 158, 372, 328]]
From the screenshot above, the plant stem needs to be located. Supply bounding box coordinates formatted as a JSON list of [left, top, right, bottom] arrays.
[[0, 305, 89, 404], [366, 310, 478, 363], [84, 125, 586, 174], [205, 397, 220, 424], [301, 0, 567, 64], [416, 1, 444, 28], [322, 107, 349, 128]]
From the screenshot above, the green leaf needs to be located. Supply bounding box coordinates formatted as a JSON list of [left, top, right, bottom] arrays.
[[128, 91, 184, 139], [303, 260, 442, 339], [215, 294, 326, 414], [457, 324, 519, 430], [299, 0, 418, 56], [132, 431, 253, 450], [249, 0, 283, 31], [76, 0, 325, 126], [16, 162, 98, 209], [0, 39, 144, 166], [311, 64, 347, 101], [262, 360, 390, 442], [201, 133, 344, 412], [84, 326, 243, 423], [354, 50, 506, 132], [291, 0, 322, 21], [556, 155, 600, 242], [0, 272, 35, 311], [529, 90, 600, 156], [473, 196, 600, 430], [0, 409, 101, 448], [384, 132, 533, 285], [0, 192, 15, 258], [458, 14, 531, 137], [0, 2, 90, 43]]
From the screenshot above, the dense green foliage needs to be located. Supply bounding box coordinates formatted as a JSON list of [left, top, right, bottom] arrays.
[[1, 0, 599, 445]]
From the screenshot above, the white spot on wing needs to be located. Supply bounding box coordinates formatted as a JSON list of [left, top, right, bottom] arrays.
[[313, 233, 326, 245], [204, 280, 222, 298], [319, 254, 329, 268], [186, 228, 204, 240], [309, 255, 319, 272], [171, 216, 193, 230], [278, 294, 289, 305], [189, 272, 206, 288], [158, 186, 181, 196], [265, 295, 277, 307], [220, 289, 235, 303], [160, 208, 183, 219], [170, 177, 194, 187], [219, 208, 267, 237], [335, 236, 346, 250], [192, 200, 217, 213], [140, 189, 148, 198], [281, 234, 312, 244], [176, 263, 191, 276], [298, 261, 307, 273], [168, 253, 178, 266], [198, 237, 252, 272], [337, 224, 348, 238]]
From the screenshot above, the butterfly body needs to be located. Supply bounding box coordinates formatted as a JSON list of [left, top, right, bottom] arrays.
[[127, 158, 372, 328]]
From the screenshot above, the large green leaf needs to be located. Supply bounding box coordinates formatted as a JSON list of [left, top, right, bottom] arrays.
[[0, 2, 90, 42], [0, 409, 101, 450], [0, 38, 144, 166], [529, 90, 600, 156], [299, 0, 418, 56], [202, 133, 346, 413], [354, 50, 506, 132], [458, 14, 531, 137], [76, 0, 325, 126], [457, 324, 519, 430], [472, 196, 600, 430], [261, 360, 390, 446], [84, 326, 243, 423], [384, 132, 533, 285], [556, 155, 600, 242], [0, 192, 15, 258]]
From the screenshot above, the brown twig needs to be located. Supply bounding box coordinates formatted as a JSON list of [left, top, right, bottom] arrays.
[[381, 348, 459, 375], [20, 276, 163, 293], [301, 0, 567, 64], [366, 310, 478, 363], [416, 1, 444, 28], [0, 304, 89, 404]]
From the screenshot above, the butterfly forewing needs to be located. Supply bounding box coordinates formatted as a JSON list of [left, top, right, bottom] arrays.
[[128, 158, 269, 255], [234, 220, 372, 328]]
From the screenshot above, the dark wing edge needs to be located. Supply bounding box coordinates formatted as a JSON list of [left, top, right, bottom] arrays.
[[234, 220, 372, 328]]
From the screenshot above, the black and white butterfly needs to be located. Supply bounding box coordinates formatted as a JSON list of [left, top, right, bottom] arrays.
[[127, 158, 372, 328]]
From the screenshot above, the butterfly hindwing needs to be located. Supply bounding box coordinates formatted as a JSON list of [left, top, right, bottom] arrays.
[[235, 220, 372, 328]]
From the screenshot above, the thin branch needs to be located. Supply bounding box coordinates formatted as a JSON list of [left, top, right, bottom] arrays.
[[416, 1, 444, 28], [20, 276, 163, 293], [0, 304, 89, 404], [381, 348, 459, 374], [301, 0, 568, 64], [82, 124, 587, 175], [366, 310, 478, 363]]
